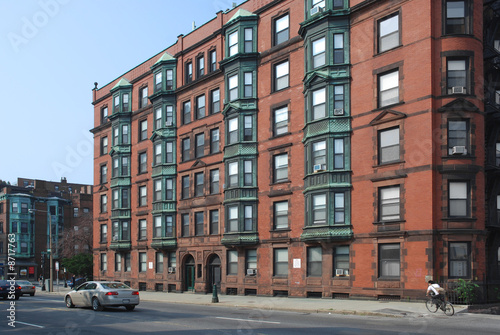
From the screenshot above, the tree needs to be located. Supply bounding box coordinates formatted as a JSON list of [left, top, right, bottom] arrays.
[[58, 212, 93, 259], [62, 253, 93, 278]]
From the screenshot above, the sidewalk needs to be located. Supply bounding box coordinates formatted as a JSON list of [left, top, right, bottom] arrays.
[[37, 284, 470, 317]]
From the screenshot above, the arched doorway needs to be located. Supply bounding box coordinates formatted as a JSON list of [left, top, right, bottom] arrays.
[[207, 254, 221, 293], [184, 255, 195, 292]]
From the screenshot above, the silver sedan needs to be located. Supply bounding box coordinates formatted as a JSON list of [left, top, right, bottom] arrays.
[[64, 281, 139, 311]]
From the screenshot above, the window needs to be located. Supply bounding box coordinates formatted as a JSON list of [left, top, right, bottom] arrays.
[[449, 242, 470, 278], [100, 254, 107, 271], [379, 128, 400, 164], [274, 248, 288, 276], [168, 251, 176, 269], [124, 253, 131, 272], [121, 124, 129, 144], [228, 31, 238, 57], [182, 176, 190, 199], [166, 141, 173, 163], [139, 219, 147, 240], [155, 72, 162, 92], [312, 0, 325, 8], [246, 249, 257, 274], [156, 252, 164, 273], [228, 118, 238, 144], [229, 74, 238, 101], [244, 116, 253, 141], [195, 133, 204, 158], [196, 95, 205, 119], [312, 140, 326, 170], [140, 87, 148, 108], [228, 161, 238, 187], [244, 28, 253, 53], [274, 106, 288, 136], [449, 181, 469, 217], [153, 216, 162, 238], [115, 253, 122, 272], [122, 94, 129, 111], [114, 95, 120, 113], [100, 194, 107, 213], [445, 0, 468, 35], [274, 61, 289, 91], [154, 179, 162, 201], [333, 0, 343, 9], [210, 169, 219, 194], [100, 224, 107, 243], [334, 246, 349, 276], [333, 33, 344, 63], [334, 192, 345, 224], [448, 120, 468, 155], [227, 250, 238, 275], [197, 56, 205, 78], [166, 178, 173, 200], [210, 128, 220, 153], [307, 247, 322, 277], [166, 105, 173, 126], [195, 212, 204, 235], [379, 70, 399, 107], [182, 138, 190, 162], [274, 201, 288, 229], [378, 13, 399, 53], [183, 101, 191, 125], [195, 172, 204, 197], [166, 70, 173, 90], [274, 153, 288, 183], [101, 137, 108, 155], [244, 72, 253, 98], [334, 139, 344, 169], [379, 186, 400, 221], [186, 62, 193, 84], [312, 37, 325, 68], [447, 59, 467, 94], [244, 160, 253, 186], [20, 221, 28, 231], [100, 165, 107, 184], [312, 88, 326, 120], [181, 213, 190, 236], [244, 205, 254, 231], [139, 120, 147, 141], [209, 50, 217, 72], [312, 194, 326, 225], [274, 14, 289, 45], [139, 252, 147, 272], [139, 185, 147, 207], [101, 106, 108, 124], [333, 85, 344, 112], [113, 127, 119, 145], [154, 143, 162, 165], [121, 156, 129, 176], [139, 152, 147, 174], [155, 107, 162, 129], [210, 210, 219, 234], [211, 89, 220, 114], [227, 206, 238, 232], [379, 244, 400, 278], [112, 220, 130, 241], [166, 215, 174, 237]]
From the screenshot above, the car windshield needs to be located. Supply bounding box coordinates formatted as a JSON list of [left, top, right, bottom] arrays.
[[17, 281, 31, 285], [101, 283, 130, 289]]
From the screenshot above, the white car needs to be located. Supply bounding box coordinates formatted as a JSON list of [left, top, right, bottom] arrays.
[[64, 281, 139, 311]]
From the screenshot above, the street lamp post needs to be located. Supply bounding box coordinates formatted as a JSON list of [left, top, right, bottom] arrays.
[[30, 209, 53, 292]]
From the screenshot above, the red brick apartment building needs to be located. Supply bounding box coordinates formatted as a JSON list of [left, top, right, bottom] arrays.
[[91, 0, 500, 301]]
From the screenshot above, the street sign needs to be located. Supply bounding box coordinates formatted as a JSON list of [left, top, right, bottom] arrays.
[[55, 261, 59, 271]]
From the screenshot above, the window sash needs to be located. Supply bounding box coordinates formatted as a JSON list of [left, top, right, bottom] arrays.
[[274, 107, 288, 135], [312, 194, 327, 225], [307, 247, 322, 277], [274, 249, 288, 276], [379, 14, 399, 52], [274, 154, 288, 182], [275, 15, 289, 45], [312, 37, 326, 68], [312, 88, 326, 119], [229, 31, 238, 57], [380, 186, 400, 221], [274, 201, 288, 229], [229, 74, 238, 101], [379, 244, 400, 278], [275, 61, 289, 91], [379, 70, 399, 107], [379, 128, 400, 164]]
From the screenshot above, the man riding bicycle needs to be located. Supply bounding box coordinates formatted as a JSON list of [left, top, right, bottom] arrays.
[[426, 280, 445, 310]]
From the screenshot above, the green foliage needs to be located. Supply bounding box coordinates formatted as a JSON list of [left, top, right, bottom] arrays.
[[62, 253, 93, 277], [454, 279, 479, 304]]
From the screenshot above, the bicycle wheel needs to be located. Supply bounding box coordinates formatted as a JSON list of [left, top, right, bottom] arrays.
[[425, 299, 438, 313], [443, 302, 454, 316]]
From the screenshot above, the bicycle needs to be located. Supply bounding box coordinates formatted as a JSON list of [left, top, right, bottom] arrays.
[[425, 296, 454, 316]]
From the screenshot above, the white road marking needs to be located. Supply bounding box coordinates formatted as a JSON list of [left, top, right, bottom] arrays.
[[216, 316, 280, 324], [15, 321, 45, 328]]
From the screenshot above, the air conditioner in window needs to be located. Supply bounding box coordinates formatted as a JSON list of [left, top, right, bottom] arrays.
[[313, 164, 324, 173], [452, 86, 466, 94], [166, 121, 173, 126], [310, 5, 323, 16], [451, 146, 466, 155], [333, 108, 344, 116], [168, 267, 176, 274], [335, 269, 344, 276], [246, 268, 256, 276]]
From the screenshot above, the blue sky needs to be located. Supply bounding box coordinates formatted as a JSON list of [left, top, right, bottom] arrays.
[[0, 0, 245, 186]]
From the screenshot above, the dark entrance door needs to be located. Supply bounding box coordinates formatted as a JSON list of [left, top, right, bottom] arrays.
[[207, 255, 221, 293], [184, 255, 195, 291]]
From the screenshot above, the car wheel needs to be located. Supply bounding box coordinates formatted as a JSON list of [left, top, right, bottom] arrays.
[[92, 297, 103, 311], [65, 296, 75, 308], [125, 305, 135, 311]]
